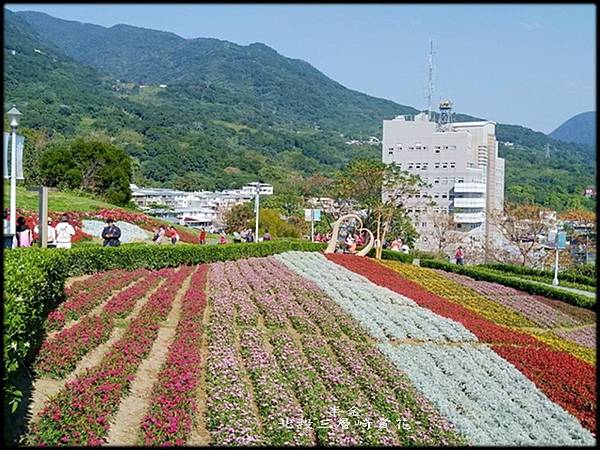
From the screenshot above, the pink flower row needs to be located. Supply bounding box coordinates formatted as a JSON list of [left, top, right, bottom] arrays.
[[140, 264, 208, 446], [34, 269, 170, 379], [30, 266, 193, 446]]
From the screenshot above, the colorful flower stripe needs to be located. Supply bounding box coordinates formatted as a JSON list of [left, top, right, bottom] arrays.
[[34, 269, 170, 378], [29, 266, 193, 446], [276, 252, 477, 344], [554, 325, 596, 349], [243, 256, 466, 445], [47, 269, 148, 332], [239, 328, 316, 446], [381, 342, 595, 446], [140, 265, 208, 446], [63, 269, 120, 298], [325, 253, 597, 436], [492, 344, 596, 434], [382, 261, 538, 329], [383, 261, 596, 365], [205, 262, 264, 445], [281, 252, 595, 444], [433, 269, 579, 328], [47, 269, 127, 331]]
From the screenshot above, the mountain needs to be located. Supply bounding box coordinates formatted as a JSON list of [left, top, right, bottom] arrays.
[[4, 9, 596, 212], [550, 111, 596, 146]]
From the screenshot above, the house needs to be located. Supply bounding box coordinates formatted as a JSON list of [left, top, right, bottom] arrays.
[[582, 186, 596, 198]]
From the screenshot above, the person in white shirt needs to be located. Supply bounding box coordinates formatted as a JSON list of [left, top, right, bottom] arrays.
[[34, 218, 57, 248], [401, 243, 410, 254], [54, 215, 75, 249]]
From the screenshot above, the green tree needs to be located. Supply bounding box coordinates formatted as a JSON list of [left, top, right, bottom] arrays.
[[335, 158, 426, 259]]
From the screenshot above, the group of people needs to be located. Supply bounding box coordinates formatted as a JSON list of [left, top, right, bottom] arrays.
[[152, 225, 180, 245], [4, 209, 121, 249], [338, 230, 369, 254], [219, 228, 272, 245], [389, 237, 410, 254], [313, 232, 332, 243]]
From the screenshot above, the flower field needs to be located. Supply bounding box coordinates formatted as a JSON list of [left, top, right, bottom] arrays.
[[23, 251, 596, 446]]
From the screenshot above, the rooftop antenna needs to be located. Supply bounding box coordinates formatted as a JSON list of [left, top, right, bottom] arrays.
[[426, 40, 434, 121]]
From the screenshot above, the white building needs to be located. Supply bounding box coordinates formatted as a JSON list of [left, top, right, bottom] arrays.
[[382, 102, 505, 256], [130, 183, 273, 229]]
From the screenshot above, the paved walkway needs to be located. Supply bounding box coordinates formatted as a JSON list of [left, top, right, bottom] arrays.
[[527, 279, 596, 299]]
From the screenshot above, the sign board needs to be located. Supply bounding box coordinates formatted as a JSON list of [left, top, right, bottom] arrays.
[[556, 231, 567, 249], [304, 209, 321, 222], [3, 133, 25, 179]]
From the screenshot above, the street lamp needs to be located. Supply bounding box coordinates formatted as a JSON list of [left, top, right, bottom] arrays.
[[7, 105, 22, 236], [247, 182, 270, 241]]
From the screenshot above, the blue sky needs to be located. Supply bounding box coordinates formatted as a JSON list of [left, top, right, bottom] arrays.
[[6, 3, 596, 133]]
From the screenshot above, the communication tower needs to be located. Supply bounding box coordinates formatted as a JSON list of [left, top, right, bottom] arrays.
[[426, 40, 435, 121]]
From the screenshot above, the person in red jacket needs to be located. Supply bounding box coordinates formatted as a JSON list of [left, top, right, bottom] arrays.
[[198, 228, 207, 245]]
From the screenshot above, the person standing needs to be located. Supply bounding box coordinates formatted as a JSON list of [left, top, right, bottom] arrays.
[[198, 228, 207, 245], [155, 225, 166, 244], [170, 226, 180, 244], [401, 243, 410, 254], [34, 218, 57, 248], [15, 216, 33, 247], [218, 231, 227, 244], [390, 238, 401, 252], [345, 233, 357, 254], [246, 229, 254, 243], [455, 246, 465, 265], [55, 215, 76, 249], [102, 218, 121, 247], [263, 229, 272, 241], [233, 230, 242, 243]]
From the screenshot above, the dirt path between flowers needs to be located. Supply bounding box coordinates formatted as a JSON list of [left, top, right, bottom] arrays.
[[46, 276, 144, 341], [25, 277, 168, 438], [63, 274, 91, 289], [188, 286, 212, 446], [105, 272, 193, 446]]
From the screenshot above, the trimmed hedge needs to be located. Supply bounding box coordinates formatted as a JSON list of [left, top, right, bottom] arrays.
[[367, 248, 415, 263], [3, 240, 325, 415], [421, 259, 596, 311], [481, 263, 596, 287]]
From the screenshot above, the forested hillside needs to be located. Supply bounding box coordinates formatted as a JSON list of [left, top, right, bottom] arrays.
[[4, 9, 596, 211]]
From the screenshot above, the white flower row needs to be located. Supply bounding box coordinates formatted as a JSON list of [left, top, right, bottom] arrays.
[[276, 252, 595, 446], [275, 251, 476, 343], [380, 343, 595, 446], [82, 219, 151, 243]]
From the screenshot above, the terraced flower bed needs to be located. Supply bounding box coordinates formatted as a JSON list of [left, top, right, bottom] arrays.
[[20, 252, 596, 446]]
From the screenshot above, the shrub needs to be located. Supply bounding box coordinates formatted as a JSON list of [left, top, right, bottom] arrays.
[[3, 240, 325, 416], [481, 263, 596, 287], [420, 260, 595, 311], [368, 248, 415, 263]]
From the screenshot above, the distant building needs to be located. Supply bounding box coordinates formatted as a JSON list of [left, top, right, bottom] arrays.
[[382, 101, 505, 256], [129, 183, 273, 229], [159, 84, 167, 88], [582, 186, 596, 198]]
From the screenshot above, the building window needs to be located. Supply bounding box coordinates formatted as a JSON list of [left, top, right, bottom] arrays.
[[421, 222, 427, 227], [434, 177, 440, 184], [450, 162, 456, 169], [408, 164, 414, 169], [451, 145, 457, 150], [444, 146, 449, 149], [441, 194, 448, 198], [457, 177, 464, 183], [434, 162, 440, 169], [449, 177, 455, 183], [435, 149, 440, 154], [422, 163, 428, 170], [441, 177, 448, 184], [422, 145, 428, 150], [442, 163, 448, 169], [396, 143, 403, 150], [409, 146, 414, 150], [434, 193, 440, 198]]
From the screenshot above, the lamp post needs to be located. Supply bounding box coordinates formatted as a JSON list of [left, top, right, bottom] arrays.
[[7, 106, 22, 236], [248, 182, 270, 242]]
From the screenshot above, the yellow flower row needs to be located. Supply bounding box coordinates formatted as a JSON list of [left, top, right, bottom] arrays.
[[381, 261, 537, 328], [534, 332, 596, 366], [380, 260, 595, 365]]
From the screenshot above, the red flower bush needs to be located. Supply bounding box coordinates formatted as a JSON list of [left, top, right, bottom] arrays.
[[30, 266, 194, 446], [140, 265, 208, 445], [326, 254, 596, 434]]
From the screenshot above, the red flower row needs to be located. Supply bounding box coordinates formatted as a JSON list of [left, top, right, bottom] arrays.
[[47, 269, 145, 332], [492, 344, 596, 434], [140, 265, 208, 445], [35, 269, 170, 378], [30, 266, 194, 446], [326, 254, 596, 434]]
